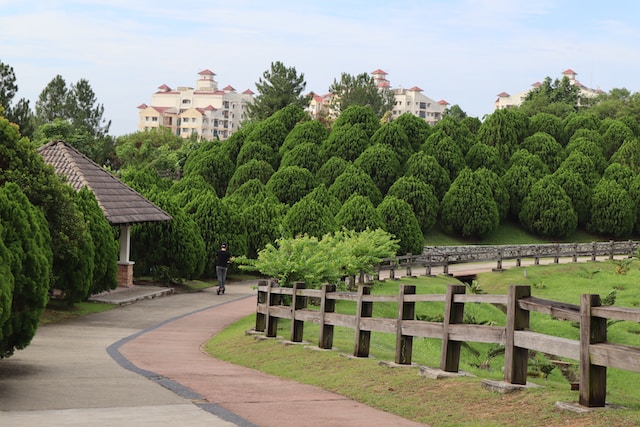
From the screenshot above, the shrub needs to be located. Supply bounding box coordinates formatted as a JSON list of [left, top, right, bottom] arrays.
[[376, 196, 424, 255], [266, 166, 317, 206], [387, 176, 438, 233], [519, 176, 577, 238], [354, 143, 401, 194], [336, 194, 384, 232], [587, 179, 635, 238], [329, 165, 383, 206], [440, 168, 499, 238]]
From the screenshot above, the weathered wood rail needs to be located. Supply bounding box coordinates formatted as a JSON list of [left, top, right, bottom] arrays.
[[376, 240, 639, 279], [254, 280, 640, 408]]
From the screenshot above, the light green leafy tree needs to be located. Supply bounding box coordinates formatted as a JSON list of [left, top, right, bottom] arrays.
[[238, 229, 398, 289], [332, 228, 399, 286], [240, 234, 342, 288]]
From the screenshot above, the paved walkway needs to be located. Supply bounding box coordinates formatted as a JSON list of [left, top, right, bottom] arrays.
[[0, 281, 426, 426]]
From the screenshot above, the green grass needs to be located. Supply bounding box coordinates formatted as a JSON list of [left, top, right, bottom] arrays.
[[425, 220, 621, 246], [206, 260, 640, 427], [40, 300, 117, 324]]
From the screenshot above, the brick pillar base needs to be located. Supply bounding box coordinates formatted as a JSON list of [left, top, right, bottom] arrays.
[[117, 262, 135, 288]]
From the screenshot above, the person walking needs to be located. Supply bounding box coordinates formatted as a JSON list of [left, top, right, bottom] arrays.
[[215, 242, 232, 294]]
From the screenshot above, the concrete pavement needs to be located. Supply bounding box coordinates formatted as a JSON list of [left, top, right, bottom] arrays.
[[0, 281, 426, 426]]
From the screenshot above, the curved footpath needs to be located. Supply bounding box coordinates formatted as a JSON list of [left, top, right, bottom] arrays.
[[0, 281, 426, 427]]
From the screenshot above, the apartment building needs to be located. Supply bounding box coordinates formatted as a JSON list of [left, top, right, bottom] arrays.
[[305, 69, 449, 125], [137, 69, 254, 140], [494, 68, 604, 110]]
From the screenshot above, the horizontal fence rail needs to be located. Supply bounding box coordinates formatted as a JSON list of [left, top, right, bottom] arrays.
[[254, 280, 640, 408], [376, 240, 639, 278]]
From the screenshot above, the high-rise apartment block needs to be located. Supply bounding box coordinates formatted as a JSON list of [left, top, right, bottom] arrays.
[[137, 69, 253, 140]]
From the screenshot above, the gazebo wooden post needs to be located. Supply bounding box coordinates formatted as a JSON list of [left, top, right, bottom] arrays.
[[118, 224, 135, 287]]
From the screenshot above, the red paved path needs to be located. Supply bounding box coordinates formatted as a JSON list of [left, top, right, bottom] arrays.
[[119, 296, 427, 427]]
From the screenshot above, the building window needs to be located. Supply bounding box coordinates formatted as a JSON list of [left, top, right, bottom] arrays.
[[182, 99, 191, 104], [152, 117, 158, 122], [420, 102, 426, 109]]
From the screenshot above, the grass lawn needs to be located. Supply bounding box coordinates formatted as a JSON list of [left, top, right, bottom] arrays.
[[205, 260, 640, 427], [425, 220, 620, 246], [40, 300, 117, 324]]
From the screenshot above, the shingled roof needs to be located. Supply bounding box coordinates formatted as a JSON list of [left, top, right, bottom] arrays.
[[38, 140, 172, 225]]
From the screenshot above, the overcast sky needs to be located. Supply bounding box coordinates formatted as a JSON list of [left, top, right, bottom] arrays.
[[2, 0, 640, 136]]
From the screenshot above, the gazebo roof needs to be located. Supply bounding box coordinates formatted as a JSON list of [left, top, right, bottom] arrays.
[[38, 140, 172, 225]]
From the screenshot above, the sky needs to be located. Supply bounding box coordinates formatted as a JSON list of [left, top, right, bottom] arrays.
[[2, 0, 640, 136]]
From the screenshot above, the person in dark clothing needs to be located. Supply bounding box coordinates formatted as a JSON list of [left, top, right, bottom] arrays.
[[215, 242, 232, 294]]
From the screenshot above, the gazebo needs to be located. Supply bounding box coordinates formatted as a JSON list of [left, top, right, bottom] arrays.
[[38, 140, 172, 287]]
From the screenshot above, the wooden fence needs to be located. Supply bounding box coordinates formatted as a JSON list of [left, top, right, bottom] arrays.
[[254, 280, 640, 408], [376, 240, 639, 279]]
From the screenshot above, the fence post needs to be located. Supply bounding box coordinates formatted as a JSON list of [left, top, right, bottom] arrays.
[[255, 279, 269, 332], [318, 284, 336, 349], [609, 240, 615, 260], [290, 282, 307, 342], [573, 243, 578, 262], [579, 294, 607, 407], [496, 250, 503, 271], [425, 253, 432, 276], [440, 284, 466, 372], [554, 243, 560, 264], [353, 284, 373, 357], [406, 253, 412, 277], [516, 249, 521, 267], [443, 254, 450, 275], [504, 285, 531, 385], [389, 260, 396, 280], [265, 280, 281, 338], [591, 242, 597, 261], [395, 285, 416, 365]]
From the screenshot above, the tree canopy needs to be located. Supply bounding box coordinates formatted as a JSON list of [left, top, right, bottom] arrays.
[[0, 60, 35, 138], [246, 61, 310, 122], [329, 72, 394, 118]]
